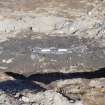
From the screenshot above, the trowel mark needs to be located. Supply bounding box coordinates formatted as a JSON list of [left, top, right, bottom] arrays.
[[31, 46, 88, 55]]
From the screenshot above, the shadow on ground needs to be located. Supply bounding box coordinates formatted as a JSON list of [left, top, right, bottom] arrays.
[[0, 67, 105, 94], [6, 67, 105, 84]]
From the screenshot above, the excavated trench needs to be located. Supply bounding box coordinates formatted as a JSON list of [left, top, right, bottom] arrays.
[[0, 35, 105, 75]]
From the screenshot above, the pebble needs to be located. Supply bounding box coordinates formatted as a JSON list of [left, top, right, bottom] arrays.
[[2, 58, 14, 64], [21, 96, 29, 102]]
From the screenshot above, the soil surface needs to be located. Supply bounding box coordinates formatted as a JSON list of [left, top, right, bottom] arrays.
[[0, 0, 105, 105]]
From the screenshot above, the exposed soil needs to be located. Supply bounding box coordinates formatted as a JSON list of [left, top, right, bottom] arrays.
[[0, 0, 105, 105]]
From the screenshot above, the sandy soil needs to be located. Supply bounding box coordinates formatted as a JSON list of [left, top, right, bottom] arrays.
[[0, 0, 105, 105]]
